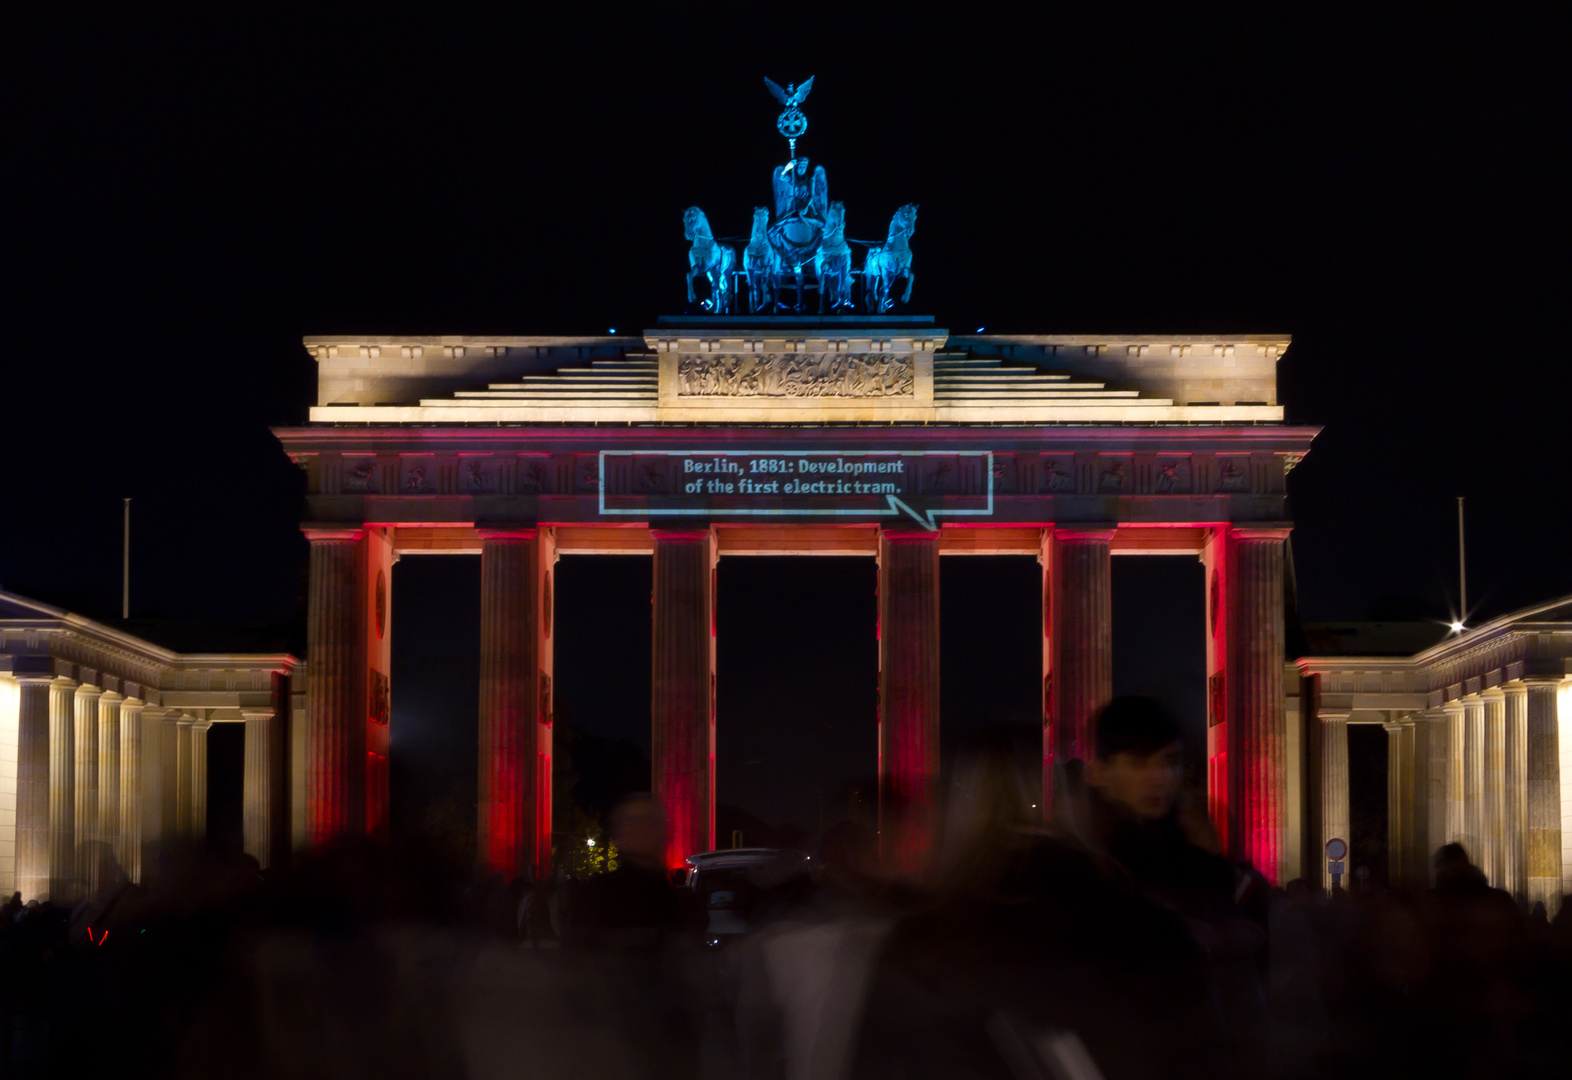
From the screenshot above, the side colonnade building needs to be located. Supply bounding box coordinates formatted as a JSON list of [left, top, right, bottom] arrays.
[[274, 322, 1317, 884], [0, 591, 296, 902], [1299, 596, 1572, 913]]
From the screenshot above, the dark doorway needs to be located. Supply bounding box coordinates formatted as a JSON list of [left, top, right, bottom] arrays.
[[390, 555, 480, 862], [716, 556, 877, 849], [553, 556, 654, 838], [940, 556, 1042, 807], [1112, 556, 1207, 775], [1348, 723, 1389, 889], [205, 721, 244, 855]]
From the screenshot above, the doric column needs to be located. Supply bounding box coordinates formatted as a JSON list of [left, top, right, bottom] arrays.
[[48, 678, 78, 901], [1524, 679, 1563, 912], [175, 715, 195, 835], [1319, 710, 1350, 890], [1426, 710, 1451, 881], [73, 683, 103, 894], [305, 528, 368, 847], [1408, 717, 1433, 884], [652, 528, 716, 871], [1503, 683, 1529, 900], [117, 698, 145, 882], [1443, 701, 1466, 849], [1386, 722, 1413, 886], [160, 712, 181, 842], [477, 528, 554, 881], [1224, 527, 1291, 882], [14, 675, 55, 901], [1482, 688, 1506, 886], [190, 719, 211, 840], [97, 691, 123, 878], [1044, 529, 1113, 779], [242, 708, 275, 868], [879, 529, 941, 873], [1463, 695, 1485, 866]]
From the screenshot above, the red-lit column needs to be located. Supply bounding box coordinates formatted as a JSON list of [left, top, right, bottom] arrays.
[[15, 675, 54, 901], [652, 528, 716, 871], [305, 528, 368, 847], [1220, 526, 1291, 883], [878, 529, 940, 873], [1043, 528, 1113, 808], [478, 528, 554, 882]]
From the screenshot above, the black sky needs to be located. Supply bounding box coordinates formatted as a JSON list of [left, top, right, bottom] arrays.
[[7, 7, 1569, 839]]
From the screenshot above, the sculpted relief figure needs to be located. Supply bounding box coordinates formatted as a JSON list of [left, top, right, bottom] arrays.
[[677, 352, 914, 398]]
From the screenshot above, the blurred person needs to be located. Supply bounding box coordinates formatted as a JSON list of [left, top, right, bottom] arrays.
[[851, 724, 1231, 1080], [1083, 697, 1235, 921]]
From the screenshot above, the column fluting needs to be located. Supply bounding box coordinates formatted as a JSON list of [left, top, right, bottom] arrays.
[[1320, 711, 1350, 890], [48, 679, 77, 901], [190, 720, 210, 840], [1228, 528, 1290, 882], [15, 676, 54, 901], [1503, 683, 1529, 899], [305, 528, 368, 847], [878, 529, 941, 874], [1046, 529, 1113, 771], [1443, 702, 1466, 850], [1524, 679, 1563, 912], [97, 691, 122, 879], [118, 698, 145, 881], [242, 709, 274, 868], [1463, 695, 1485, 867], [477, 530, 547, 881], [73, 684, 103, 894], [1482, 688, 1506, 886], [652, 529, 716, 870]]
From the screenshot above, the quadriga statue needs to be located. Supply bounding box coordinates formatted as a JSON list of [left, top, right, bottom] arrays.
[[743, 207, 783, 313], [814, 201, 853, 313], [863, 203, 918, 313], [683, 207, 737, 314]]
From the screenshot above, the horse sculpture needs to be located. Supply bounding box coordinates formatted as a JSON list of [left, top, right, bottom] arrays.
[[863, 203, 918, 313], [814, 201, 853, 313], [683, 207, 737, 313], [743, 207, 783, 313]]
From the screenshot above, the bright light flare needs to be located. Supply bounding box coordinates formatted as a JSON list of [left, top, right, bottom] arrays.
[[1449, 620, 1465, 633]]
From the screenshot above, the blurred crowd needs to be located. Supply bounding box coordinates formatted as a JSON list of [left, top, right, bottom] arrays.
[[2, 696, 1569, 1079]]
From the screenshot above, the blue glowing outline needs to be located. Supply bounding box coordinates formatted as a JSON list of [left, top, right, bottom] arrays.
[[598, 450, 994, 531]]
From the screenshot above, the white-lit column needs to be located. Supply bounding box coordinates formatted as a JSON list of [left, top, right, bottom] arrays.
[[1481, 688, 1506, 886], [242, 708, 274, 868], [1426, 709, 1451, 881], [1503, 683, 1529, 900], [1386, 721, 1414, 885], [48, 678, 77, 900], [1443, 702, 1466, 851], [14, 675, 54, 902], [1463, 695, 1485, 867], [1319, 710, 1350, 890], [97, 690, 123, 879], [190, 718, 211, 840], [1408, 717, 1432, 884], [1524, 679, 1562, 912], [117, 698, 144, 881], [175, 715, 194, 836], [159, 711, 180, 846], [73, 683, 103, 894]]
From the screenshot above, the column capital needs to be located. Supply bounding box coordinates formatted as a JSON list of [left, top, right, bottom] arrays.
[[1051, 527, 1117, 543], [1520, 675, 1565, 688], [1480, 685, 1506, 702], [476, 527, 539, 542], [11, 672, 57, 687], [302, 526, 367, 544], [240, 707, 276, 722], [190, 717, 213, 732], [1317, 710, 1351, 723], [1231, 525, 1294, 542], [650, 528, 714, 542], [879, 529, 943, 544], [99, 689, 125, 704], [75, 684, 104, 701], [1503, 681, 1529, 697]]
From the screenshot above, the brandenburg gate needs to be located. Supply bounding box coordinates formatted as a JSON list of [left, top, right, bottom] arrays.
[[273, 321, 1316, 881]]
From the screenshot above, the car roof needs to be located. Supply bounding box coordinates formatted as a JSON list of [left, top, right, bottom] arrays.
[[684, 848, 807, 870]]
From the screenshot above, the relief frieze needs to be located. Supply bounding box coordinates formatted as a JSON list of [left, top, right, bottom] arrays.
[[676, 352, 914, 398]]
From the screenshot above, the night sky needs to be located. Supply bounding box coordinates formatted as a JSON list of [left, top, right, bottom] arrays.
[[9, 9, 1568, 848]]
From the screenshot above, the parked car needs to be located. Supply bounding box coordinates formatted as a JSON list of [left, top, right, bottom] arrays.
[[683, 848, 812, 945]]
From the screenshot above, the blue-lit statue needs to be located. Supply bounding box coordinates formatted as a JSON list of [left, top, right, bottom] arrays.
[[815, 201, 853, 312], [769, 157, 828, 271], [683, 207, 736, 314], [744, 207, 783, 313], [863, 204, 918, 312]]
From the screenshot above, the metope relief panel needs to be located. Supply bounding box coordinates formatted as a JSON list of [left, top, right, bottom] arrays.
[[341, 456, 379, 495], [1154, 457, 1193, 494], [676, 353, 914, 398], [399, 456, 437, 495], [1214, 455, 1251, 493], [515, 455, 550, 495], [1098, 456, 1133, 494], [458, 455, 497, 494], [1040, 454, 1076, 494]]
